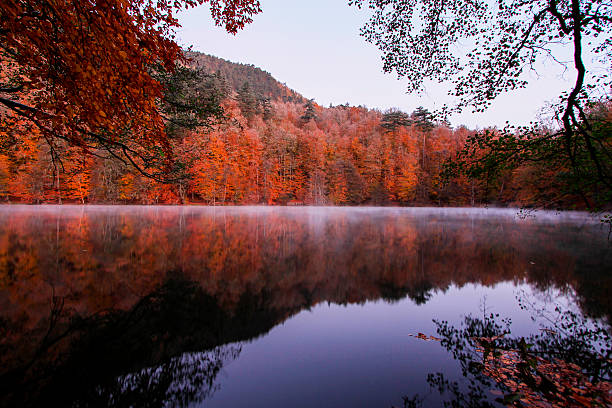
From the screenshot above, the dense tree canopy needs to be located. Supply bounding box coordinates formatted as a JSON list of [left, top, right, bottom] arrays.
[[4, 84, 604, 208], [0, 0, 261, 176]]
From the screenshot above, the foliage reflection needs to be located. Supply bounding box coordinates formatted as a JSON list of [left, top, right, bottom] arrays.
[[0, 207, 609, 407]]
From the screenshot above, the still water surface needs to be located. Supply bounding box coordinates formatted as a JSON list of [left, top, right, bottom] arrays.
[[0, 206, 609, 407]]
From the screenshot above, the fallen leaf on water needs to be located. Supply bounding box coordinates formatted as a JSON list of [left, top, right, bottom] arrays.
[[408, 333, 442, 341]]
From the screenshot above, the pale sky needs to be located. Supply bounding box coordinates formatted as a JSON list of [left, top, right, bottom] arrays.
[[176, 0, 581, 128]]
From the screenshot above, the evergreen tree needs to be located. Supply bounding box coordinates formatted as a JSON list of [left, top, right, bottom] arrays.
[[237, 81, 258, 120], [410, 107, 434, 133], [212, 70, 231, 98], [380, 109, 411, 132], [410, 107, 435, 202], [260, 97, 273, 122], [300, 99, 317, 125]]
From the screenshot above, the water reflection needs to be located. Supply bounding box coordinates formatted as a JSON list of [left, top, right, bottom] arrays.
[[1, 278, 256, 407], [402, 298, 611, 407], [0, 206, 609, 407]]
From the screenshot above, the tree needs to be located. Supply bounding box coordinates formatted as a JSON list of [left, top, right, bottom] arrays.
[[0, 0, 261, 177], [237, 81, 258, 120], [158, 66, 228, 138], [380, 108, 411, 132], [445, 103, 612, 207], [260, 97, 274, 121], [411, 107, 434, 200], [410, 107, 434, 133], [300, 99, 318, 125], [350, 0, 612, 208]]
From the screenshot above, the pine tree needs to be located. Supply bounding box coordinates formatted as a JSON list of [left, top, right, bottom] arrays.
[[300, 99, 317, 125], [237, 82, 258, 120], [380, 109, 411, 132], [410, 107, 434, 133], [410, 106, 435, 201], [260, 97, 273, 122]]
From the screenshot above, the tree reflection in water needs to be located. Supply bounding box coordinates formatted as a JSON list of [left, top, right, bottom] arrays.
[[0, 207, 610, 407], [103, 346, 242, 407], [402, 295, 611, 407], [0, 278, 276, 407]]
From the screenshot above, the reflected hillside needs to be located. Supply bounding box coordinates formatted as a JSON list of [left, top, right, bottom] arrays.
[[0, 206, 609, 407]]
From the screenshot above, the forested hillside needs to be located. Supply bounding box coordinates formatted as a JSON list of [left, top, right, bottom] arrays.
[[0, 52, 608, 207], [185, 51, 305, 103]]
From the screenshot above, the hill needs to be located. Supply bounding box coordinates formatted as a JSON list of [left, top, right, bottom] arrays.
[[185, 51, 306, 103]]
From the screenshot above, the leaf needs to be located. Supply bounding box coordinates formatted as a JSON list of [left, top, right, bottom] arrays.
[[409, 333, 442, 341]]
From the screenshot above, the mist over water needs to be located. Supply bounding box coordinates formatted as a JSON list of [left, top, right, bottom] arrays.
[[0, 206, 609, 407]]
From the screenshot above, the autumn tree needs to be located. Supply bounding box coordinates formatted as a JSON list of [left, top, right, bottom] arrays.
[[0, 0, 261, 177], [1, 52, 580, 208], [448, 103, 612, 207]]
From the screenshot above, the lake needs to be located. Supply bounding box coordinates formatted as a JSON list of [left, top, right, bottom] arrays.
[[0, 206, 610, 407]]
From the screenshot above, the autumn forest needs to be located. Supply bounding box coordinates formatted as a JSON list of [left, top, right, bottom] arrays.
[[1, 0, 611, 209], [1, 51, 608, 207]]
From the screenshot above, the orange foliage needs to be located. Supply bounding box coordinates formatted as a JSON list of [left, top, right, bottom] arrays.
[[0, 0, 261, 168], [0, 98, 474, 204], [4, 89, 588, 207]]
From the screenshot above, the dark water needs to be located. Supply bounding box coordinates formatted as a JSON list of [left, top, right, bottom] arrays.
[[0, 206, 609, 407]]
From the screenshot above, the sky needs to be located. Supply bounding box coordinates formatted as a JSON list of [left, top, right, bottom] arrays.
[[176, 0, 579, 128]]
